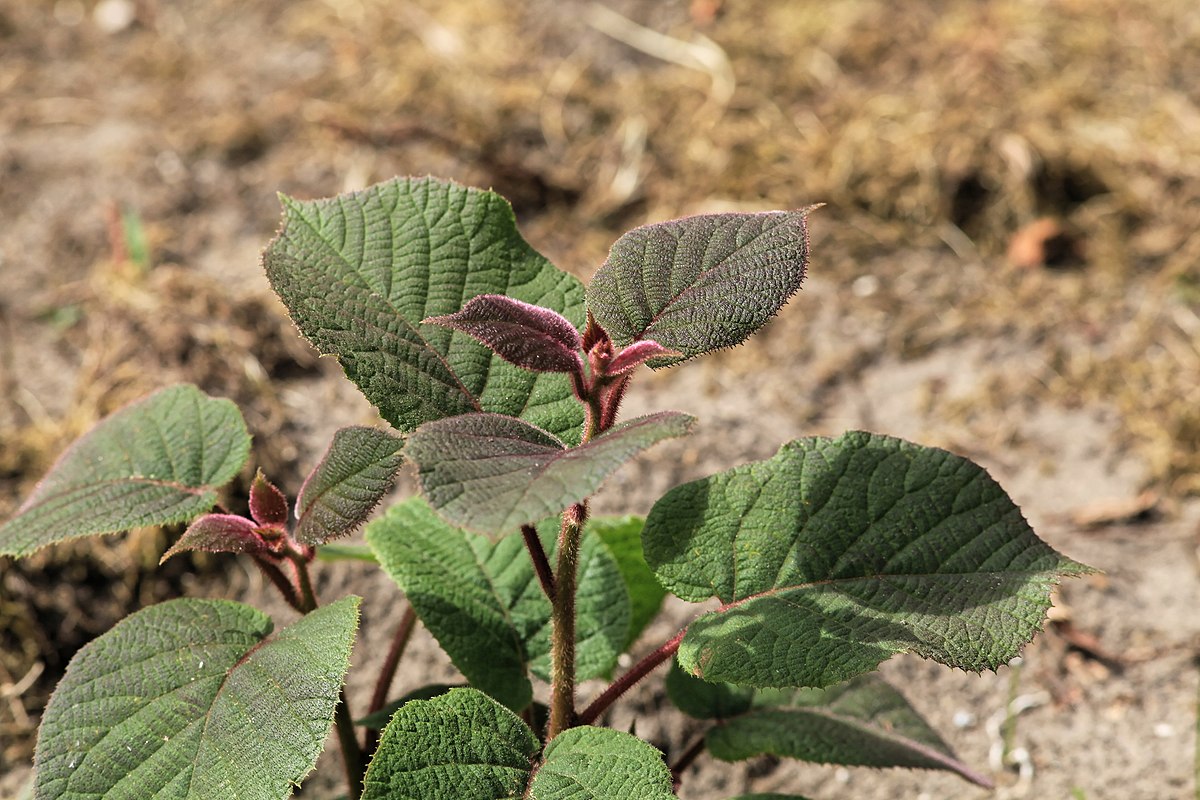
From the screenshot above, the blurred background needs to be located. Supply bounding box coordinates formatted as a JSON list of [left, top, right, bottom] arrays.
[[1, 1, 1198, 797]]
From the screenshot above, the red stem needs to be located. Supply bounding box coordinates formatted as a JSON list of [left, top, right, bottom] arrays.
[[577, 627, 686, 726], [670, 734, 708, 791], [521, 524, 556, 600], [251, 553, 302, 611]]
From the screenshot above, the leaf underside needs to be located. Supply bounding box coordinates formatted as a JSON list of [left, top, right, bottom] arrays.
[[708, 674, 992, 787], [586, 209, 812, 367], [424, 294, 583, 375], [35, 596, 360, 800], [366, 498, 630, 710], [365, 689, 675, 800], [0, 384, 251, 557], [644, 431, 1090, 688], [262, 176, 587, 444], [294, 425, 404, 545], [405, 411, 694, 535]]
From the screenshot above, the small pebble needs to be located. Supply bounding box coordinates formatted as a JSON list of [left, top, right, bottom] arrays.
[[1153, 723, 1175, 738], [852, 274, 880, 297], [952, 710, 976, 729]]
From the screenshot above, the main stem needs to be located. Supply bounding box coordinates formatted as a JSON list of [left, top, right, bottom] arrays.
[[547, 502, 588, 740]]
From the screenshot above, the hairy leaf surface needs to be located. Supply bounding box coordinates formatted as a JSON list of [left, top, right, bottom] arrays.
[[644, 431, 1089, 687], [36, 596, 360, 800], [363, 689, 537, 800], [294, 426, 404, 544], [405, 411, 694, 534], [263, 177, 586, 443], [160, 514, 272, 563], [708, 675, 992, 787], [424, 294, 583, 375], [531, 726, 676, 799], [0, 385, 251, 557], [586, 210, 812, 366], [366, 499, 629, 709], [365, 689, 674, 800]]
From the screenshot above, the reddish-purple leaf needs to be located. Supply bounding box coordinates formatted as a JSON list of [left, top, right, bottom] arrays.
[[606, 341, 682, 376], [249, 469, 289, 528], [294, 426, 405, 545], [161, 514, 275, 563], [423, 294, 584, 375]]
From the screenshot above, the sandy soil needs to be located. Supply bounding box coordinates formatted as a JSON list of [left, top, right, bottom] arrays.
[[2, 1, 1199, 798]]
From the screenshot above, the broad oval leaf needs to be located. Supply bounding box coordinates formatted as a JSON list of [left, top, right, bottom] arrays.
[[405, 411, 694, 534], [585, 209, 813, 366], [707, 675, 992, 787], [263, 177, 587, 444], [294, 426, 404, 545], [363, 688, 538, 800], [0, 384, 251, 557], [424, 294, 584, 375], [35, 596, 360, 800], [530, 726, 676, 800], [644, 431, 1091, 687], [366, 498, 631, 709], [665, 661, 753, 721]]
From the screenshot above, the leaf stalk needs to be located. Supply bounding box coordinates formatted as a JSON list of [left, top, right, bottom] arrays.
[[577, 627, 685, 726]]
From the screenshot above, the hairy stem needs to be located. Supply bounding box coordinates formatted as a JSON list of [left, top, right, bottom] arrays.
[[521, 524, 556, 600], [670, 734, 708, 791], [548, 502, 588, 740], [289, 550, 318, 613], [577, 628, 685, 726], [250, 553, 301, 611], [363, 604, 418, 756], [335, 688, 365, 800]]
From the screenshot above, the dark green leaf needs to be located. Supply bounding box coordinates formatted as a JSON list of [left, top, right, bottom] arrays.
[[363, 688, 538, 800], [586, 209, 813, 366], [644, 431, 1090, 687], [708, 675, 992, 787], [366, 499, 630, 708], [406, 411, 694, 534], [665, 661, 753, 720], [530, 726, 676, 799], [590, 516, 666, 648], [294, 426, 404, 545], [0, 385, 251, 557], [263, 177, 586, 443], [366, 499, 534, 710], [36, 596, 360, 800]]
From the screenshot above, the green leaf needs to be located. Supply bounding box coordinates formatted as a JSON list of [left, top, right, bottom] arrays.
[[363, 688, 538, 800], [366, 499, 533, 710], [530, 726, 676, 800], [366, 689, 673, 800], [665, 661, 753, 720], [35, 596, 360, 800], [366, 499, 630, 708], [294, 426, 404, 545], [406, 411, 694, 534], [263, 176, 587, 444], [0, 384, 251, 557], [708, 675, 992, 787], [315, 543, 379, 563], [586, 209, 813, 366], [590, 516, 666, 648], [644, 431, 1090, 687]]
